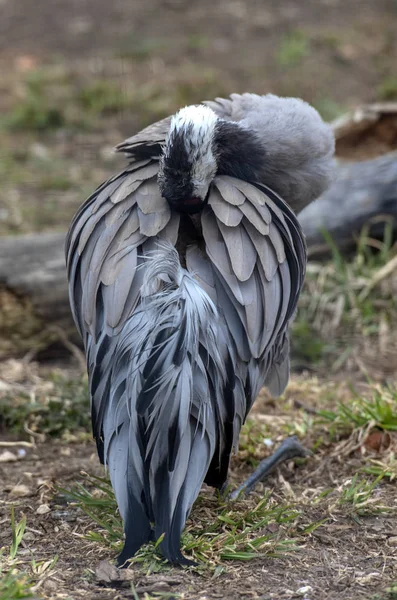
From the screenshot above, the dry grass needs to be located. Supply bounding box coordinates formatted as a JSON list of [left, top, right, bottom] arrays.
[[292, 224, 397, 378]]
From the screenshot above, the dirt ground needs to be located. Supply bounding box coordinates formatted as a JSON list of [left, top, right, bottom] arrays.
[[1, 369, 397, 600], [1, 1, 397, 599]]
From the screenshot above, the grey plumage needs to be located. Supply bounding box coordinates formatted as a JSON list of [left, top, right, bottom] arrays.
[[66, 93, 334, 565]]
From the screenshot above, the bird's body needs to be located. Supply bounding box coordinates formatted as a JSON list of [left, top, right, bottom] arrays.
[[66, 93, 334, 565]]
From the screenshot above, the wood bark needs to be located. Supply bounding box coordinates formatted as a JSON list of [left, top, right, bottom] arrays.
[[0, 232, 79, 358], [298, 152, 397, 258]]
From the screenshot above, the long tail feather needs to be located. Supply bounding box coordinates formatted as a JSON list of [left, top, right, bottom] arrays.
[[104, 241, 224, 563]]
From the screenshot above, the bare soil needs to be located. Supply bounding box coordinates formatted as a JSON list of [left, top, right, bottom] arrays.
[[1, 370, 397, 600]]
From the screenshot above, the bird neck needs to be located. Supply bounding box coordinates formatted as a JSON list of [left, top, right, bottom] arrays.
[[214, 120, 267, 183]]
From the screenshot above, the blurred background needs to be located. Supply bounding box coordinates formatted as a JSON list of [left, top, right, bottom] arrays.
[[0, 0, 396, 234], [0, 2, 397, 598]]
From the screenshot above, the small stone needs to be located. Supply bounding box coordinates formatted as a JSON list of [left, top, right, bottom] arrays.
[[388, 537, 397, 546], [30, 143, 49, 160], [9, 484, 32, 498], [95, 560, 121, 583], [0, 450, 18, 462], [36, 504, 51, 515], [296, 586, 312, 595]]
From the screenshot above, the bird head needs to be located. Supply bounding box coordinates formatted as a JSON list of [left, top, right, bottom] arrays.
[[158, 105, 219, 214]]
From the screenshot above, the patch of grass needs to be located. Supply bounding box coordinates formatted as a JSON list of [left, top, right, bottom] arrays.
[[78, 80, 131, 115], [0, 569, 36, 600], [377, 77, 397, 100], [338, 474, 389, 515], [2, 72, 65, 132], [0, 508, 58, 599], [127, 69, 227, 129], [291, 320, 325, 364], [313, 98, 345, 121], [63, 473, 307, 569], [0, 510, 34, 600], [0, 152, 73, 191], [276, 31, 310, 68], [363, 453, 397, 481], [116, 36, 165, 60], [237, 418, 272, 467], [59, 474, 123, 552], [186, 34, 210, 50], [384, 582, 397, 599], [319, 384, 397, 432], [9, 507, 27, 560], [0, 373, 90, 438], [295, 222, 397, 370]]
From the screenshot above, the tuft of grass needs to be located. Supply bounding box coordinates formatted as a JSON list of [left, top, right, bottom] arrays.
[[319, 384, 397, 432], [0, 510, 36, 600], [0, 509, 58, 600], [0, 570, 36, 600], [377, 77, 397, 100], [184, 495, 299, 565], [291, 320, 325, 364], [63, 473, 306, 569], [338, 474, 389, 515], [385, 582, 397, 598], [78, 80, 131, 115], [186, 34, 210, 50], [363, 453, 397, 481], [10, 507, 27, 561], [294, 222, 397, 369], [276, 31, 310, 68], [313, 98, 346, 121], [0, 373, 90, 438], [237, 418, 272, 467], [2, 72, 65, 132], [59, 474, 123, 551], [116, 36, 165, 61]]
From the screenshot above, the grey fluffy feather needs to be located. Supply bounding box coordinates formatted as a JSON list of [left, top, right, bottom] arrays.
[[204, 93, 335, 211], [66, 93, 333, 565]]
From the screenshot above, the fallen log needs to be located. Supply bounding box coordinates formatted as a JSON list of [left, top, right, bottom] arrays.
[[0, 232, 77, 358], [298, 152, 397, 258]]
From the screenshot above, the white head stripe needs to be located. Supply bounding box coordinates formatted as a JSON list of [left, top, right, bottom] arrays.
[[163, 104, 219, 199]]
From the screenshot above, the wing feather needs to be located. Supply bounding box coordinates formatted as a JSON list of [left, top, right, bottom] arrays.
[[201, 176, 306, 398], [136, 180, 168, 214], [239, 201, 270, 235], [208, 187, 243, 226], [243, 219, 279, 281], [137, 205, 171, 236], [213, 176, 245, 205], [217, 219, 256, 282]]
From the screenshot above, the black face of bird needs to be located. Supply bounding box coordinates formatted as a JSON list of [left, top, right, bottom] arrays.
[[158, 104, 268, 213], [158, 105, 219, 214]]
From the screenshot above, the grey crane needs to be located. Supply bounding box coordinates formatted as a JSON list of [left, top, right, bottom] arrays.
[[66, 93, 334, 566]]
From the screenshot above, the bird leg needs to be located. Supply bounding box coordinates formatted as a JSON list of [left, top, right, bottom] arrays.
[[229, 436, 311, 500]]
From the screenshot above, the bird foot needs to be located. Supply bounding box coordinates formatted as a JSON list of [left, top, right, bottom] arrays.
[[229, 436, 311, 500]]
